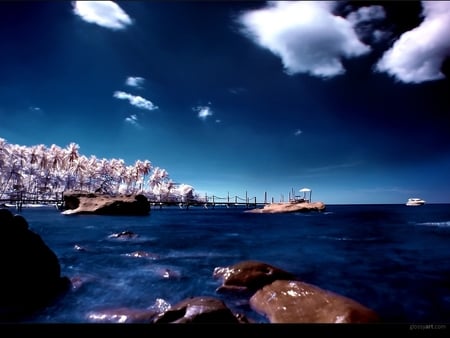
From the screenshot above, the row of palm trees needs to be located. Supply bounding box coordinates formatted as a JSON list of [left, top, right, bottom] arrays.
[[0, 138, 197, 203]]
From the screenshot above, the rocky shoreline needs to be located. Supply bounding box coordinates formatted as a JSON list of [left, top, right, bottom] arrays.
[[1, 208, 380, 324]]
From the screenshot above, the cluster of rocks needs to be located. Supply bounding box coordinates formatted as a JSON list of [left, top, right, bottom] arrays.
[[84, 259, 379, 324]]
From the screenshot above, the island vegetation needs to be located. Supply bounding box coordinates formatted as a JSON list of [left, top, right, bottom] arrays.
[[0, 138, 198, 205]]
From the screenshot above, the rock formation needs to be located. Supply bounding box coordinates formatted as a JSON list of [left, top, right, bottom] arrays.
[[0, 208, 71, 321], [61, 191, 150, 215], [245, 201, 326, 213]]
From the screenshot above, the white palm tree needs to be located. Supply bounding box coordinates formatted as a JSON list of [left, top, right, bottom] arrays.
[[48, 144, 65, 193], [63, 142, 80, 190]]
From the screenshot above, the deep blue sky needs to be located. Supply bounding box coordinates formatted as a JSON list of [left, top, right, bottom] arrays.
[[1, 1, 450, 204]]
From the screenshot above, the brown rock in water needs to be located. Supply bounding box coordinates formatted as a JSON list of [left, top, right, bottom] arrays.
[[0, 209, 71, 321], [213, 260, 295, 292], [246, 201, 326, 214], [61, 191, 150, 215], [153, 296, 248, 323], [250, 280, 379, 323]]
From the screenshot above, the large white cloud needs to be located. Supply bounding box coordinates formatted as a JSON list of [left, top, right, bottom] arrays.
[[113, 91, 158, 110], [238, 1, 371, 78], [375, 1, 450, 83], [72, 1, 132, 30]]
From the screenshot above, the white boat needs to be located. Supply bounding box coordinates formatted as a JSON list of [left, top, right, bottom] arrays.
[[406, 198, 426, 206]]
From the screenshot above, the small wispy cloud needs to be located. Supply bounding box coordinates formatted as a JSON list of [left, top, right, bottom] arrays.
[[193, 105, 213, 120], [28, 106, 45, 116], [124, 114, 143, 129], [358, 186, 417, 194], [306, 161, 363, 173], [72, 1, 133, 30], [228, 87, 246, 95], [375, 1, 450, 83], [294, 129, 302, 136], [124, 114, 140, 127], [113, 91, 158, 111], [125, 76, 145, 88]]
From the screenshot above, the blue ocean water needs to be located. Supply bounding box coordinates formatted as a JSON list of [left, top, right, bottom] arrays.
[[10, 203, 450, 323]]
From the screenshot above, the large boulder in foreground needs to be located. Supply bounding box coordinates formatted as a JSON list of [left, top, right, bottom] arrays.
[[250, 279, 379, 323], [0, 209, 71, 321], [245, 201, 326, 214], [61, 192, 150, 215]]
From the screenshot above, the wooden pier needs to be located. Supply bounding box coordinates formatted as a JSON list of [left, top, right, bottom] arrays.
[[1, 189, 305, 211]]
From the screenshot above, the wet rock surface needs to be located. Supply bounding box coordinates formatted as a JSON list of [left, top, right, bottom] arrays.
[[213, 260, 296, 292], [250, 279, 380, 323]]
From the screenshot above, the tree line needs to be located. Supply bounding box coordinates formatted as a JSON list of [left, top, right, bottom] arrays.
[[0, 138, 197, 203]]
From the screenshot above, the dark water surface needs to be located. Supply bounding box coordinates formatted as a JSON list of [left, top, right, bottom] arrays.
[[10, 204, 450, 323]]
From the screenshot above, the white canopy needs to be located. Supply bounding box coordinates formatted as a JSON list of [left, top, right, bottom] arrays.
[[298, 188, 312, 202]]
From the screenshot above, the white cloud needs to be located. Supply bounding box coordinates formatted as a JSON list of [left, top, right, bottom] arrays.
[[375, 1, 450, 83], [194, 106, 213, 120], [238, 1, 370, 78], [125, 114, 139, 127], [113, 91, 158, 111], [294, 129, 302, 136], [228, 87, 246, 95], [126, 76, 145, 88], [307, 161, 363, 173], [72, 1, 132, 30]]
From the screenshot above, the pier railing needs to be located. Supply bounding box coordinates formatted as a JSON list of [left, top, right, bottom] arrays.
[[1, 190, 304, 211]]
